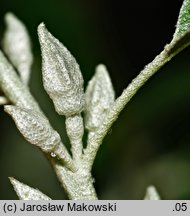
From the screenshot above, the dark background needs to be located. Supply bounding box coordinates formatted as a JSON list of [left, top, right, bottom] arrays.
[[1, 0, 190, 199]]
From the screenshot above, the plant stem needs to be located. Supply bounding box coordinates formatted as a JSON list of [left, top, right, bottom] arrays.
[[52, 142, 77, 172], [84, 36, 190, 169], [65, 114, 84, 163], [0, 50, 81, 193], [53, 162, 97, 200]]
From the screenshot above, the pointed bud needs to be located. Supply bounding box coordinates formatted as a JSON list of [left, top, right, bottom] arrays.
[[9, 177, 51, 200], [85, 64, 115, 131], [2, 13, 33, 85], [144, 185, 160, 200], [4, 105, 60, 153], [37, 23, 85, 116]]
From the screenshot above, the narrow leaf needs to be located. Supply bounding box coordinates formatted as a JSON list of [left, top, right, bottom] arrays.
[[9, 177, 51, 200], [37, 23, 85, 116], [144, 185, 160, 200], [4, 105, 61, 153], [4, 105, 76, 171], [3, 12, 33, 85], [0, 50, 40, 111], [85, 64, 115, 131], [174, 0, 190, 38]]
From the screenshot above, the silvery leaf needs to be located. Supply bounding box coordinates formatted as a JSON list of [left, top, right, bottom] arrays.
[[0, 50, 40, 111], [85, 64, 115, 131], [3, 13, 33, 85], [37, 23, 85, 116], [4, 105, 60, 153], [144, 185, 160, 200], [173, 0, 190, 38], [9, 177, 51, 200]]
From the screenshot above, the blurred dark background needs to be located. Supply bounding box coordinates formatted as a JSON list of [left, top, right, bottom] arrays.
[[0, 0, 190, 199]]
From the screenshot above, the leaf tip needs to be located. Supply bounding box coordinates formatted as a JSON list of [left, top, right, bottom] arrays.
[[37, 22, 46, 35], [3, 12, 33, 84], [4, 12, 17, 23], [9, 177, 51, 200], [9, 176, 15, 184], [173, 0, 190, 38], [144, 185, 160, 200], [37, 22, 48, 45]]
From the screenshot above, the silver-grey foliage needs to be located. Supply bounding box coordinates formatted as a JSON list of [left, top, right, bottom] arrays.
[[9, 177, 51, 200], [144, 186, 161, 200], [5, 106, 61, 153], [3, 13, 33, 85], [38, 23, 85, 116], [85, 64, 115, 132], [173, 0, 190, 38], [0, 0, 190, 199]]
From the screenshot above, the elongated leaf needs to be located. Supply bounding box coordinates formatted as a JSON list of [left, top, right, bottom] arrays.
[[174, 0, 190, 38], [9, 177, 51, 200], [3, 13, 33, 85], [37, 23, 85, 116], [85, 64, 115, 131], [0, 50, 40, 110], [4, 105, 60, 153], [5, 105, 76, 171], [144, 185, 160, 200]]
